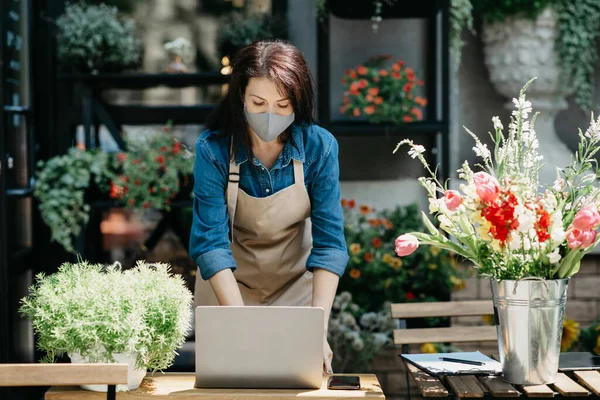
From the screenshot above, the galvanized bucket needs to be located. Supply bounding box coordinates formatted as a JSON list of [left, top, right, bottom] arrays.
[[490, 278, 569, 385]]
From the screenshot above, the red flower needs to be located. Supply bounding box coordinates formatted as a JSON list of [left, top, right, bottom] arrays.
[[161, 187, 168, 193], [396, 60, 405, 67], [371, 237, 382, 248], [348, 199, 356, 209], [134, 179, 141, 186], [379, 69, 388, 77], [368, 219, 380, 227], [364, 252, 374, 262], [341, 199, 348, 208], [349, 82, 360, 95], [357, 65, 368, 75], [149, 187, 156, 194], [411, 107, 423, 120], [373, 76, 380, 83], [481, 192, 519, 244], [358, 79, 368, 89], [405, 67, 415, 81], [162, 126, 169, 132], [128, 198, 135, 206], [349, 69, 358, 79], [405, 292, 415, 301], [392, 63, 401, 72], [116, 153, 127, 162], [368, 87, 380, 96], [132, 159, 140, 165], [403, 115, 413, 123], [392, 71, 401, 80], [143, 201, 150, 209], [155, 155, 165, 164], [366, 94, 374, 102], [417, 79, 424, 86], [365, 105, 376, 115], [353, 108, 361, 117], [536, 205, 551, 242], [160, 146, 168, 152], [374, 97, 383, 105], [109, 182, 119, 199], [403, 83, 412, 93], [172, 141, 182, 155]]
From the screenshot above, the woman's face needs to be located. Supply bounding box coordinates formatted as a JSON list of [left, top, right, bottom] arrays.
[[244, 77, 294, 116]]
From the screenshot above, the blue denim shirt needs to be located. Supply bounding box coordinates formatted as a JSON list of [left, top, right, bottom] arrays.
[[189, 123, 349, 281]]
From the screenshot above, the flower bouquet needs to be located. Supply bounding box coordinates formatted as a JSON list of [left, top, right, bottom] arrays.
[[394, 78, 600, 384]]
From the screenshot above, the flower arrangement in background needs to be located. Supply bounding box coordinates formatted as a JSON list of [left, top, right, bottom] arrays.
[[339, 200, 468, 320], [340, 55, 426, 126], [394, 78, 600, 280], [576, 315, 600, 354], [109, 125, 194, 211], [164, 37, 193, 72], [327, 291, 395, 372]]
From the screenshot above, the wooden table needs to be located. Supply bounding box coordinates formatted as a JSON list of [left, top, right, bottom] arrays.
[[403, 361, 600, 398], [45, 373, 385, 399]]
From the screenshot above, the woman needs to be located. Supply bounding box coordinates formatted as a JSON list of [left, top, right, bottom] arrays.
[[189, 39, 348, 375]]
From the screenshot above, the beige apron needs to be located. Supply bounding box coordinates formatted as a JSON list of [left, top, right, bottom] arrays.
[[194, 151, 313, 307]]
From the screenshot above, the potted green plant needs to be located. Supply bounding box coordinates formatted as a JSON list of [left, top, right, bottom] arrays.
[[216, 11, 288, 60], [339, 55, 427, 126], [56, 2, 142, 74], [19, 260, 193, 391]]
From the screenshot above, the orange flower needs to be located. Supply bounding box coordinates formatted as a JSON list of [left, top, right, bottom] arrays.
[[349, 268, 361, 279], [364, 252, 374, 262], [415, 96, 427, 107], [349, 243, 361, 255], [404, 115, 413, 123], [353, 108, 361, 117], [392, 71, 401, 79], [360, 204, 371, 214], [411, 107, 423, 120], [358, 79, 368, 89], [392, 63, 401, 72], [341, 199, 348, 208], [349, 82, 360, 95], [368, 219, 380, 227], [382, 218, 393, 229], [396, 59, 405, 67], [379, 69, 388, 77], [368, 87, 380, 96], [349, 69, 357, 79], [417, 79, 424, 86], [405, 67, 415, 81], [339, 105, 348, 114], [403, 83, 412, 92], [374, 96, 383, 105], [372, 237, 382, 248], [366, 94, 374, 102], [357, 65, 368, 75], [365, 105, 376, 115], [348, 199, 356, 208], [373, 76, 380, 83], [343, 96, 350, 104]]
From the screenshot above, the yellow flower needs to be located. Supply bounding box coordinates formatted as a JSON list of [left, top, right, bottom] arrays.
[[350, 243, 361, 255], [430, 246, 441, 256], [391, 259, 403, 269], [471, 210, 485, 224], [420, 343, 437, 353], [384, 278, 392, 289], [383, 253, 394, 264], [428, 263, 437, 270], [594, 331, 600, 355], [481, 314, 494, 325], [476, 222, 493, 242], [561, 317, 580, 352], [450, 275, 466, 290]]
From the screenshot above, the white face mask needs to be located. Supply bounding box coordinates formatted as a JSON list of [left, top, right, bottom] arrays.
[[244, 107, 295, 142]]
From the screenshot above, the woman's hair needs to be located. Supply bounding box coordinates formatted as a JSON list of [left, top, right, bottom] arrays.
[[206, 39, 315, 162]]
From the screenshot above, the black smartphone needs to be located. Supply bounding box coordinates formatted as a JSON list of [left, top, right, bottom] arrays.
[[327, 375, 361, 390]]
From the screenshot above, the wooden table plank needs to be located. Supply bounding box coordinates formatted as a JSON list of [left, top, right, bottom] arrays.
[[45, 373, 385, 399], [405, 362, 448, 398], [517, 384, 555, 398], [445, 376, 485, 398], [393, 326, 497, 345], [574, 371, 600, 396], [478, 376, 520, 397], [0, 364, 128, 386], [551, 373, 589, 397]]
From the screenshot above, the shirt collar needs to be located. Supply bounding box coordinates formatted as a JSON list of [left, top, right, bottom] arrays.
[[233, 124, 306, 166]]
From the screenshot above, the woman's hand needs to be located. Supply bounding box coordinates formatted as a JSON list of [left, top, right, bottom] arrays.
[[209, 269, 244, 306], [323, 334, 333, 374]]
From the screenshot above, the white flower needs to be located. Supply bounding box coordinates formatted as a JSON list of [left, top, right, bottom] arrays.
[[508, 232, 522, 251], [553, 178, 565, 192], [548, 247, 562, 264], [492, 116, 503, 131], [515, 204, 535, 233], [473, 142, 491, 160], [429, 198, 440, 213], [408, 145, 426, 159], [372, 333, 390, 347], [352, 338, 365, 351], [584, 114, 600, 139]]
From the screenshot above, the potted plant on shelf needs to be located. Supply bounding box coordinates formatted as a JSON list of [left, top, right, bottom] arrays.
[[340, 55, 427, 127], [33, 125, 194, 254], [394, 78, 600, 384], [56, 2, 142, 74], [19, 260, 193, 391], [164, 37, 194, 73]]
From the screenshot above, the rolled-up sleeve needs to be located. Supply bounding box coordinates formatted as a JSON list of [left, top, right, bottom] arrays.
[[188, 138, 237, 280], [306, 136, 349, 277]]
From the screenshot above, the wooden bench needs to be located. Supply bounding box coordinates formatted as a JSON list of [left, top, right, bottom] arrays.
[[0, 363, 128, 400], [45, 372, 386, 399], [391, 300, 497, 399]]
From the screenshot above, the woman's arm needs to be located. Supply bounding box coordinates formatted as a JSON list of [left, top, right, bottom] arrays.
[[312, 268, 339, 332], [189, 136, 243, 305]]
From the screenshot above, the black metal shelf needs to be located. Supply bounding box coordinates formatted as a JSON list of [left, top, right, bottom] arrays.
[[59, 72, 228, 89], [325, 120, 447, 136]]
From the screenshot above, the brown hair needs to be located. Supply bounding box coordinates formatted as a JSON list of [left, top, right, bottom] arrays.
[[206, 39, 315, 163]]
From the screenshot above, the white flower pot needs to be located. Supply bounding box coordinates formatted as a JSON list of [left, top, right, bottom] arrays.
[[481, 7, 573, 185], [69, 352, 147, 391]]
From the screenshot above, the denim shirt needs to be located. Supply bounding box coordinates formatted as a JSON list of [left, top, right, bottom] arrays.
[[189, 123, 349, 281]]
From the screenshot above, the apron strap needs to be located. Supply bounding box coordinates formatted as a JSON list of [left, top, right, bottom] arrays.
[[292, 159, 304, 186], [227, 143, 240, 242]]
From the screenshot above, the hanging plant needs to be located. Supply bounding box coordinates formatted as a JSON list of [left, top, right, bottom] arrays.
[[340, 55, 427, 125]]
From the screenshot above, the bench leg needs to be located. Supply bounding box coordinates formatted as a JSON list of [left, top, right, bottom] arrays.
[[106, 385, 116, 400]]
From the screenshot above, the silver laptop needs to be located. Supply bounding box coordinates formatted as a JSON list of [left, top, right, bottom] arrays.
[[194, 306, 324, 389]]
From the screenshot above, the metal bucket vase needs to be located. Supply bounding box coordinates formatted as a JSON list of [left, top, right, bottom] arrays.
[[490, 278, 569, 385]]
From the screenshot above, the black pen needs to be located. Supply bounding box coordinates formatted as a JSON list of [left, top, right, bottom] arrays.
[[439, 357, 485, 366]]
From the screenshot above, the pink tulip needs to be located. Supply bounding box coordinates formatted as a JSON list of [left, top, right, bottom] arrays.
[[395, 234, 419, 256], [473, 172, 500, 204], [443, 190, 463, 211], [572, 204, 600, 231], [567, 228, 597, 249]]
